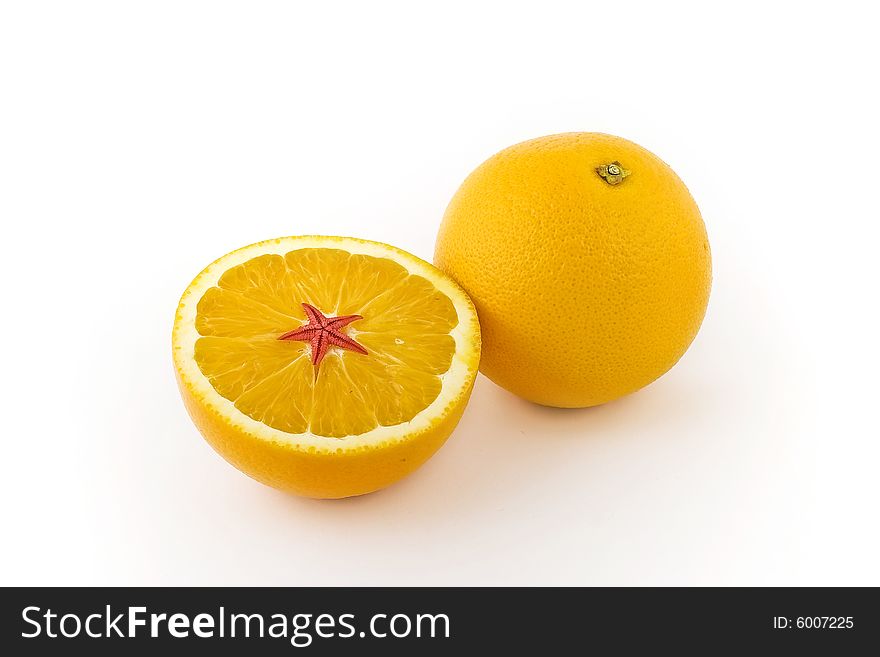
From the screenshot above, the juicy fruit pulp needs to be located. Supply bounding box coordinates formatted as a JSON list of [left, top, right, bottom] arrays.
[[193, 247, 457, 438], [434, 133, 711, 408], [173, 237, 481, 498]]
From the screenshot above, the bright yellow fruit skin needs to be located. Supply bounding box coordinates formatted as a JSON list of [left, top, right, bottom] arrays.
[[176, 365, 474, 499], [434, 133, 711, 408]]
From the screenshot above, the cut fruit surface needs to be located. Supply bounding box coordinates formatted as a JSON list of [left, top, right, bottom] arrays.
[[173, 236, 481, 498]]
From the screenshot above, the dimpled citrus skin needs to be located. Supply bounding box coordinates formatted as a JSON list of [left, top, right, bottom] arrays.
[[175, 367, 473, 499], [434, 133, 711, 408]]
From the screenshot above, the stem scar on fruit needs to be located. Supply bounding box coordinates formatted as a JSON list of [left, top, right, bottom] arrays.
[[596, 161, 631, 185], [278, 302, 368, 375]]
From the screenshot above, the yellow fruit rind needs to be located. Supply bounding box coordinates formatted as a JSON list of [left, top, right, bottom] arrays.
[[435, 133, 710, 408]]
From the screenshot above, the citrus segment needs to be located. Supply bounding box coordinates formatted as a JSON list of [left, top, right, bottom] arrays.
[[216, 254, 308, 319], [195, 286, 294, 339], [233, 353, 314, 435]]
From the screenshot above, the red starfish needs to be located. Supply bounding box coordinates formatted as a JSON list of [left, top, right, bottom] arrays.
[[278, 302, 368, 372]]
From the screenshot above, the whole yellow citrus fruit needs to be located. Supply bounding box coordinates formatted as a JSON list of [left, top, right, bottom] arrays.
[[434, 133, 711, 408], [173, 236, 480, 498]]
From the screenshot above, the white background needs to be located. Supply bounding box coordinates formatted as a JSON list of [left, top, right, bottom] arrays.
[[2, 1, 878, 586]]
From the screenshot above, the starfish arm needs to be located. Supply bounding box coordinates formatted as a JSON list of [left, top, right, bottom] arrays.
[[324, 314, 363, 330], [326, 330, 368, 355], [301, 302, 327, 326], [311, 332, 330, 366], [278, 326, 320, 341]]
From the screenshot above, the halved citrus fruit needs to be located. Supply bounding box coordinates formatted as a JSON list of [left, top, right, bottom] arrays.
[[172, 236, 481, 498]]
